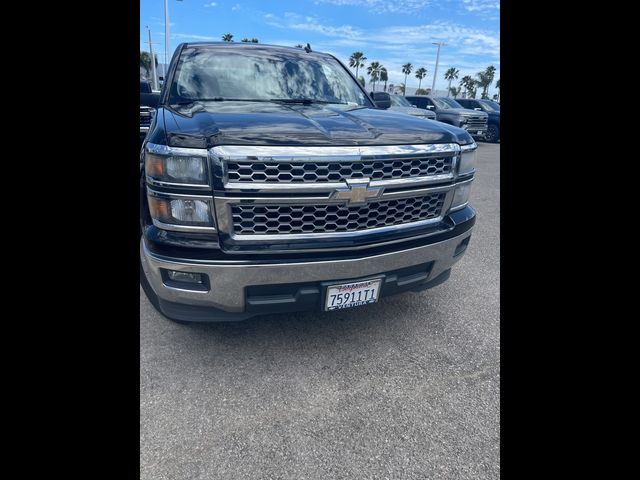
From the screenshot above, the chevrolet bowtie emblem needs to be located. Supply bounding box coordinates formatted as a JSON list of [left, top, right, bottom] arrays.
[[331, 178, 384, 205]]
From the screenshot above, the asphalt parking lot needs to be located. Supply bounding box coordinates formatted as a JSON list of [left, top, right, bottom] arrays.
[[140, 143, 500, 480]]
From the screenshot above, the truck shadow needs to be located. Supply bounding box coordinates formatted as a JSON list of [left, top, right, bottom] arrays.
[[142, 289, 449, 366]]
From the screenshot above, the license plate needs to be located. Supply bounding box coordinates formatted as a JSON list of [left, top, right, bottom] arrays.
[[477, 130, 483, 135], [325, 279, 382, 311]]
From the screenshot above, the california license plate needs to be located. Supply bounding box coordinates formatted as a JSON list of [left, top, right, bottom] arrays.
[[325, 279, 382, 311]]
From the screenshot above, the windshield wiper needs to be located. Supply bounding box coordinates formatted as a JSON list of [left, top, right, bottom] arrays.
[[270, 98, 348, 105], [172, 98, 276, 105], [172, 98, 351, 106]]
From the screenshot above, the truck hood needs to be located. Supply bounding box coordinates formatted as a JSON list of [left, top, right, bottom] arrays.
[[161, 101, 472, 148], [389, 106, 436, 118], [441, 108, 489, 118]]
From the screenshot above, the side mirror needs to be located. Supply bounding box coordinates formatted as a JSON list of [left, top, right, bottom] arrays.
[[370, 91, 391, 109], [474, 107, 482, 111], [426, 105, 435, 110]]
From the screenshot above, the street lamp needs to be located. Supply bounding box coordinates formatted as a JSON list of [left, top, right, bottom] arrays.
[[164, 0, 183, 68], [431, 42, 445, 95], [145, 26, 159, 90]]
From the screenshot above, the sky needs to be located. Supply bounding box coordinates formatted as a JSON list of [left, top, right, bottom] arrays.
[[140, 0, 500, 96]]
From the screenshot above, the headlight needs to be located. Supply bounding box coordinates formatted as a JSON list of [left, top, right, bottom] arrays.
[[147, 191, 216, 232], [451, 182, 472, 210], [145, 143, 209, 186], [458, 145, 477, 174]]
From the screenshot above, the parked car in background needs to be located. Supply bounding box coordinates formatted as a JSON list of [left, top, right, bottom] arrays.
[[373, 92, 437, 120], [140, 80, 160, 145], [406, 95, 487, 140], [139, 42, 478, 322], [455, 98, 500, 143]]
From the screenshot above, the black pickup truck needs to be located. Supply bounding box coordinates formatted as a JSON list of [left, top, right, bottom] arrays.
[[140, 43, 477, 322], [140, 81, 160, 145], [405, 95, 488, 141], [455, 98, 500, 143]]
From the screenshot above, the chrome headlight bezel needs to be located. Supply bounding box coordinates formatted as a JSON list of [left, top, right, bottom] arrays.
[[450, 180, 473, 211], [458, 143, 477, 175], [145, 143, 210, 188], [147, 189, 216, 232]]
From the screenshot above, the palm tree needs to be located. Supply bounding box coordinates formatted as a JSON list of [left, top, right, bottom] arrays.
[[241, 38, 250, 42], [349, 52, 367, 81], [476, 65, 496, 99], [495, 79, 500, 102], [380, 67, 388, 91], [140, 51, 152, 77], [251, 38, 259, 43], [222, 33, 234, 42], [415, 67, 427, 91], [444, 68, 459, 97], [140, 51, 158, 79], [468, 83, 478, 99], [398, 83, 406, 95], [460, 75, 475, 97], [358, 76, 366, 88], [367, 61, 382, 91], [401, 63, 413, 96], [294, 44, 304, 48], [449, 86, 460, 98]]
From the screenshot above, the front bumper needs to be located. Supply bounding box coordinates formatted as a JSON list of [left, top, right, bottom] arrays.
[[463, 125, 488, 137], [140, 227, 474, 321]]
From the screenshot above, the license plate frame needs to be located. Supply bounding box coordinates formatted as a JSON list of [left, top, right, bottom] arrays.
[[324, 278, 382, 311]]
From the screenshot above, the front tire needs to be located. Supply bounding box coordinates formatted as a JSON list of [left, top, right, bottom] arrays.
[[485, 124, 499, 143]]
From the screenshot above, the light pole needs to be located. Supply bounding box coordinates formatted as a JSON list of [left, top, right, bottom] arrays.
[[164, 0, 170, 68], [146, 27, 159, 90], [164, 0, 183, 69], [431, 42, 445, 95]]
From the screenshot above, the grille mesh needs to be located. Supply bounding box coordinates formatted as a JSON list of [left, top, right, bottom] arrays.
[[226, 156, 453, 183], [231, 193, 446, 235]]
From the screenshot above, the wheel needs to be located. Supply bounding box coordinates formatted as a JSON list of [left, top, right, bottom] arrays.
[[485, 124, 499, 143]]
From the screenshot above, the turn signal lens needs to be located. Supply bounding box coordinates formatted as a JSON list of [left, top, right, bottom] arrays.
[[451, 183, 472, 210], [147, 195, 214, 229]]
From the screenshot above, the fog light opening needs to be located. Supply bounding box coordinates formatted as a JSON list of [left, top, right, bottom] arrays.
[[161, 269, 210, 291], [168, 270, 203, 284]]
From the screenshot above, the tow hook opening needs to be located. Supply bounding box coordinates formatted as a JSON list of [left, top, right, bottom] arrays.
[[454, 237, 471, 257]]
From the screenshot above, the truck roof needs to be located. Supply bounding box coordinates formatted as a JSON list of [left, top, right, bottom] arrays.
[[181, 42, 332, 58]]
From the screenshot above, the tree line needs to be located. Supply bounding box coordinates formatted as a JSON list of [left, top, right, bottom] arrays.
[[221, 33, 258, 42], [350, 51, 499, 100]]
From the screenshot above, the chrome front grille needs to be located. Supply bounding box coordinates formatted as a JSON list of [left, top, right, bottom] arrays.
[[231, 193, 446, 235], [140, 107, 153, 132], [226, 156, 453, 183], [210, 143, 475, 247], [465, 116, 487, 129]]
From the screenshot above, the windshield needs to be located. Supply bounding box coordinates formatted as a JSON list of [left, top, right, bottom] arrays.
[[169, 46, 371, 106], [434, 97, 463, 109], [479, 100, 500, 112], [389, 95, 413, 107]]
